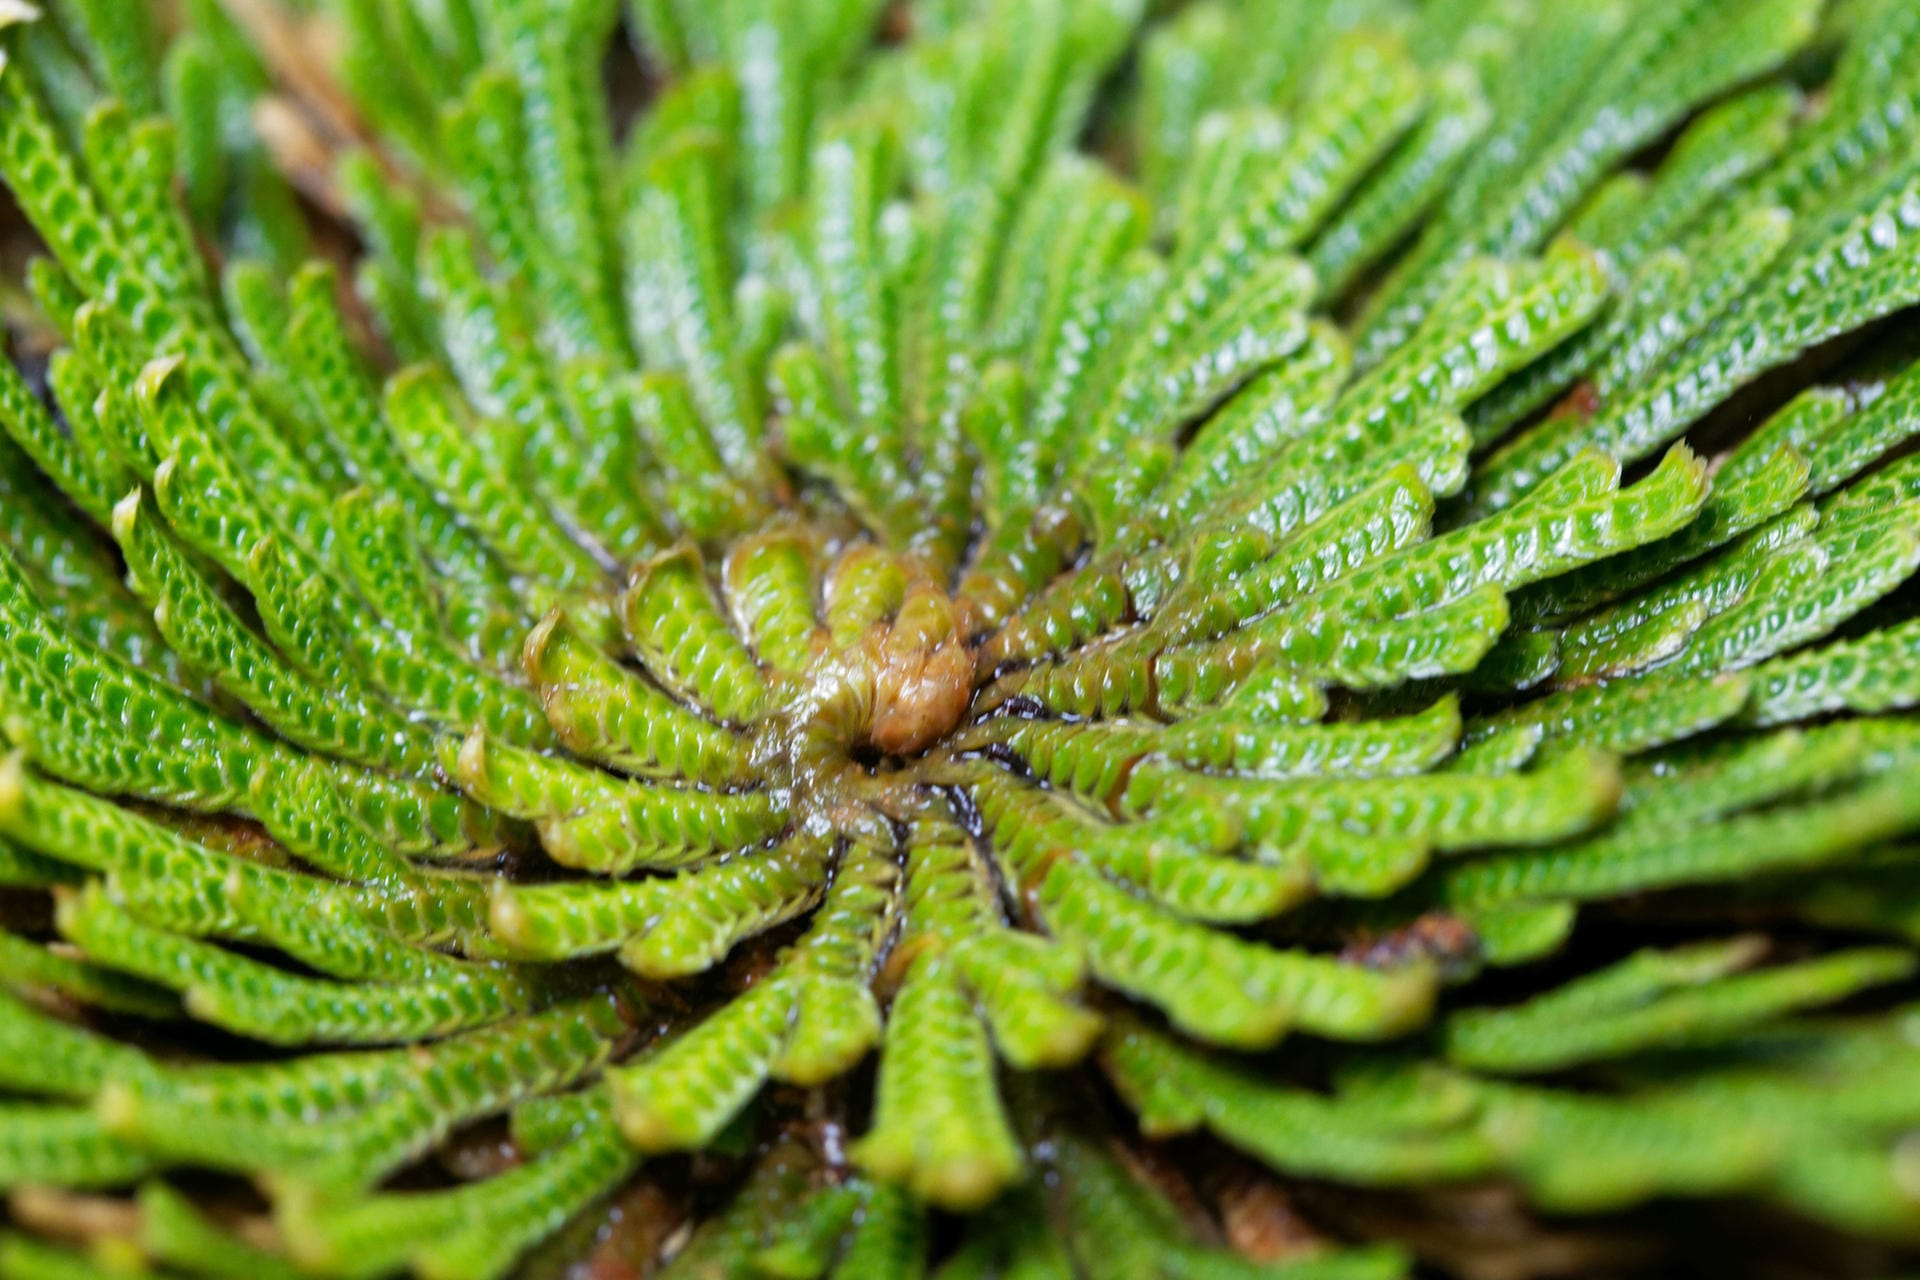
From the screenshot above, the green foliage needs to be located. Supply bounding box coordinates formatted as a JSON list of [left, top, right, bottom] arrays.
[[0, 0, 1917, 1276]]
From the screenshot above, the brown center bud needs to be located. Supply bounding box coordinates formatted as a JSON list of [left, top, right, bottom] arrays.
[[867, 582, 974, 756]]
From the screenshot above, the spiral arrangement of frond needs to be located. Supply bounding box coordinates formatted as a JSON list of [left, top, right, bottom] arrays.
[[0, 0, 1916, 1276]]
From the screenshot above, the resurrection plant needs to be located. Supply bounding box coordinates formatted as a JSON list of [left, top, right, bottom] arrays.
[[2, 0, 1920, 1275]]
